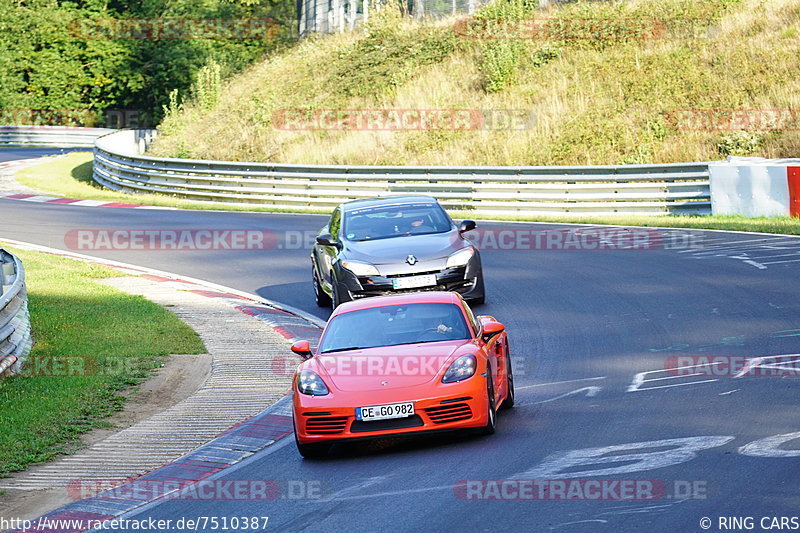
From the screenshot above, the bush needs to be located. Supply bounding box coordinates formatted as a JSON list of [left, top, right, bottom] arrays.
[[717, 131, 764, 156]]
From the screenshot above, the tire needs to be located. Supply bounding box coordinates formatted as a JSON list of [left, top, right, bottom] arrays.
[[468, 276, 486, 305], [296, 440, 331, 459], [500, 349, 515, 410], [480, 376, 497, 435], [312, 267, 332, 307], [332, 284, 342, 309]]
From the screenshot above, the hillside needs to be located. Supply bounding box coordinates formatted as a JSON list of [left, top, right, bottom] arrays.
[[149, 0, 800, 166]]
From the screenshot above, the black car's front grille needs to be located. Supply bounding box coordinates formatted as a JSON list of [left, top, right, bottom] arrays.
[[386, 270, 441, 279], [424, 403, 473, 424], [350, 415, 424, 433], [305, 416, 349, 435], [355, 267, 471, 297]]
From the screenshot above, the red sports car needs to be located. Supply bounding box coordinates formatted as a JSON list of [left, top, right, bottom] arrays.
[[290, 291, 514, 458]]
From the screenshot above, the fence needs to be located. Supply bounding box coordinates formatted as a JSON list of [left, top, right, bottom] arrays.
[[0, 126, 114, 148], [299, 0, 492, 35], [0, 248, 32, 376], [93, 129, 711, 216], [298, 0, 573, 35]]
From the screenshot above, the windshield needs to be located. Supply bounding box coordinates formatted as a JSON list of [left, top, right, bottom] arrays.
[[343, 202, 452, 241], [318, 302, 471, 353]]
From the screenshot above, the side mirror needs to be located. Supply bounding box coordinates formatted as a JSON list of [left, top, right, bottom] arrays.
[[481, 321, 504, 342], [459, 220, 477, 233], [316, 233, 340, 248], [291, 340, 313, 360]]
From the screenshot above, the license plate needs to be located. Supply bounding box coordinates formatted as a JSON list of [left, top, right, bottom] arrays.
[[392, 274, 437, 290], [356, 402, 415, 421]]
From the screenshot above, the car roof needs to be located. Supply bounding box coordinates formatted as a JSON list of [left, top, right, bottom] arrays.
[[340, 195, 440, 212], [331, 291, 464, 316]]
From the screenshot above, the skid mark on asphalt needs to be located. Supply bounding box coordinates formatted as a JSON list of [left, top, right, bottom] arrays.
[[518, 386, 602, 407], [320, 476, 391, 502], [515, 377, 605, 407], [595, 502, 683, 516], [550, 519, 608, 530], [516, 376, 606, 391]]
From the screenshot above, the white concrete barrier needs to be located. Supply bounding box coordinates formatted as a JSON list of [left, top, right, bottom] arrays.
[[709, 158, 800, 217]]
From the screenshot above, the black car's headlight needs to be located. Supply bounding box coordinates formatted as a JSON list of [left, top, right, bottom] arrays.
[[442, 354, 477, 383], [297, 370, 330, 395], [446, 247, 475, 269], [341, 260, 380, 276]]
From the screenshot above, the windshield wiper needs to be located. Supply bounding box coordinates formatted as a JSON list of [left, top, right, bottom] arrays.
[[319, 346, 369, 354]]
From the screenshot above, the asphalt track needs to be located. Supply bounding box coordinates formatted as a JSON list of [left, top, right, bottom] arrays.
[[2, 149, 799, 532]]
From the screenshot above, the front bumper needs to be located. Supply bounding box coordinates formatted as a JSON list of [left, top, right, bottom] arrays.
[[293, 382, 490, 444], [335, 253, 484, 302]]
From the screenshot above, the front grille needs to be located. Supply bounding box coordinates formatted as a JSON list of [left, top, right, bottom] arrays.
[[424, 403, 472, 424], [387, 270, 441, 279], [350, 415, 424, 433], [305, 416, 349, 435], [355, 266, 470, 298]]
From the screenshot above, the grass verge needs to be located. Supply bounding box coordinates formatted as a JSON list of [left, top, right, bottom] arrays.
[[12, 153, 800, 235], [0, 245, 205, 475]]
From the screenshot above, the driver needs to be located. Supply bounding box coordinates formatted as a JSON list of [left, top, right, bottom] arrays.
[[423, 314, 453, 337], [405, 216, 433, 234]]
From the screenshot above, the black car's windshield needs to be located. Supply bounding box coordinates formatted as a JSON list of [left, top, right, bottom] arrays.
[[318, 303, 470, 353], [343, 202, 452, 241]]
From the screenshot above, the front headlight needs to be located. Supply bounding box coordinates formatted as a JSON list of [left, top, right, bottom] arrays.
[[446, 247, 475, 269], [442, 354, 477, 383], [341, 260, 380, 276], [297, 370, 330, 395]]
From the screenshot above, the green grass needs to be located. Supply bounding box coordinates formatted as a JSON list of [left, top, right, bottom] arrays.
[[14, 152, 800, 235], [0, 246, 205, 474]]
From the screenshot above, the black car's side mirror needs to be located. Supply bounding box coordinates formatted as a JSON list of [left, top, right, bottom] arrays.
[[316, 233, 340, 248], [459, 220, 477, 234]]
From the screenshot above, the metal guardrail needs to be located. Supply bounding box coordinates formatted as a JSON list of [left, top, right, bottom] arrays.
[[0, 248, 32, 376], [1, 125, 114, 148], [94, 129, 712, 216]]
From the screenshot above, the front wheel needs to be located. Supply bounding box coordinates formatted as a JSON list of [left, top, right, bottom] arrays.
[[479, 377, 497, 435], [468, 276, 486, 305], [312, 267, 332, 307], [500, 351, 515, 410], [296, 440, 332, 459]]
